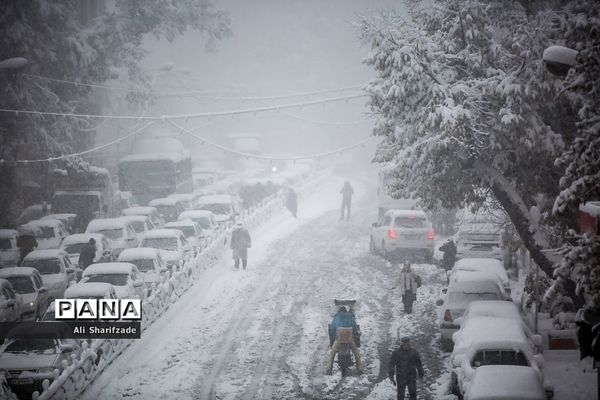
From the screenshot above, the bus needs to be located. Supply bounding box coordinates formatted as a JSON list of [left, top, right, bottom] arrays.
[[118, 152, 192, 206], [377, 166, 419, 217]]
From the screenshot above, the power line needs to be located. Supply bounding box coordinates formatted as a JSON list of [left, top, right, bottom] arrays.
[[0, 93, 368, 121]]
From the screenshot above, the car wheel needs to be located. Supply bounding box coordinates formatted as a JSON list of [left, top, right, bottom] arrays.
[[369, 237, 377, 254]]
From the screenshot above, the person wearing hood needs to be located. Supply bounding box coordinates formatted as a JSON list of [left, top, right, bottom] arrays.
[[231, 222, 251, 270]]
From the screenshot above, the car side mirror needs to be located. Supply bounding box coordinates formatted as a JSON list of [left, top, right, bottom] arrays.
[[436, 299, 444, 306]]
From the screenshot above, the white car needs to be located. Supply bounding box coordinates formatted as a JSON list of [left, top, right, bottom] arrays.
[[122, 206, 164, 228], [370, 209, 435, 261], [464, 365, 546, 400], [0, 229, 20, 267], [21, 249, 76, 300], [119, 215, 156, 242], [85, 217, 139, 256], [436, 279, 508, 351], [0, 279, 22, 322], [64, 282, 118, 300], [453, 327, 553, 399], [167, 193, 195, 211], [140, 229, 192, 269], [177, 210, 218, 237], [164, 220, 203, 250], [0, 267, 49, 321], [81, 262, 145, 299], [194, 194, 240, 224], [450, 258, 511, 295], [148, 198, 186, 223], [118, 248, 168, 295], [40, 213, 78, 234], [18, 219, 69, 250], [60, 233, 115, 268], [456, 221, 503, 260]]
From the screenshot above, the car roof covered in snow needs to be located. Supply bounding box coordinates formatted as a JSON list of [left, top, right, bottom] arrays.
[[195, 194, 235, 204], [454, 258, 504, 270], [62, 233, 106, 246], [21, 219, 64, 229], [86, 218, 130, 232], [118, 247, 159, 261], [0, 229, 18, 239], [167, 193, 194, 201], [122, 207, 158, 216], [148, 197, 181, 207], [384, 209, 428, 218], [465, 365, 545, 400], [165, 220, 197, 228], [82, 262, 136, 276], [464, 301, 521, 320], [455, 316, 527, 351], [451, 270, 504, 285], [119, 215, 151, 223], [0, 267, 38, 278], [447, 279, 502, 294], [23, 249, 67, 260], [142, 229, 183, 239], [41, 213, 77, 221], [178, 210, 214, 219], [119, 152, 188, 163], [64, 282, 116, 298]]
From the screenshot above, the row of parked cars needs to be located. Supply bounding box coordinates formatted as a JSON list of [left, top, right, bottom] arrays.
[[435, 257, 554, 400]]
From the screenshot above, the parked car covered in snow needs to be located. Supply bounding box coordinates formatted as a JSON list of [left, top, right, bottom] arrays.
[[148, 197, 186, 223], [60, 233, 115, 272], [194, 194, 241, 224], [119, 215, 156, 242], [40, 213, 78, 234], [117, 248, 168, 296], [85, 217, 139, 256], [369, 209, 435, 261], [18, 219, 69, 250], [0, 267, 48, 321], [177, 210, 218, 237], [0, 279, 22, 322], [164, 220, 204, 250], [140, 229, 192, 269], [63, 281, 117, 300], [0, 324, 80, 399], [21, 250, 75, 300], [464, 365, 546, 400], [122, 206, 164, 228], [0, 229, 20, 267], [81, 262, 145, 299], [456, 221, 503, 260], [436, 279, 508, 351], [450, 258, 511, 295], [166, 193, 195, 211]]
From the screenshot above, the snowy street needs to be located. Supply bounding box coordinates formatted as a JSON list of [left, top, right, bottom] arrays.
[[79, 173, 448, 400]]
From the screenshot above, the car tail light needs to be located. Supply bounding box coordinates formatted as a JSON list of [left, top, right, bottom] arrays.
[[427, 228, 435, 240], [444, 309, 453, 322], [388, 229, 397, 240]]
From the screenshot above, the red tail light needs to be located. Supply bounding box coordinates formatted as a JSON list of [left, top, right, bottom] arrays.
[[444, 309, 453, 322], [388, 229, 397, 240], [427, 228, 435, 240]]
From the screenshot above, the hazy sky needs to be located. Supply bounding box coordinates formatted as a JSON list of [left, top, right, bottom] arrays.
[[143, 0, 403, 158]]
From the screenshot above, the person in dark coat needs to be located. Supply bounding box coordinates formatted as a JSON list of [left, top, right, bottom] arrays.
[[17, 233, 37, 264], [340, 181, 354, 220], [78, 238, 97, 270], [285, 188, 298, 218], [231, 222, 251, 269], [389, 337, 425, 400], [439, 238, 457, 270]]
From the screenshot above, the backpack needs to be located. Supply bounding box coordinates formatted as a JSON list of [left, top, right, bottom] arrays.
[[414, 274, 422, 288]]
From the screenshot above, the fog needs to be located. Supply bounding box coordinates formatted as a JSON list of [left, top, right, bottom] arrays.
[[141, 0, 402, 164]]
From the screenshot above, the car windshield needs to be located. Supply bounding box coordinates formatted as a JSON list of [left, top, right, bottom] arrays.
[[5, 338, 57, 354], [142, 237, 178, 251], [84, 273, 128, 286], [394, 216, 428, 228], [448, 291, 500, 303], [175, 226, 196, 238], [98, 228, 123, 240], [38, 226, 56, 239], [129, 259, 156, 273], [0, 238, 12, 250], [41, 311, 55, 321], [6, 276, 34, 294], [23, 259, 61, 274], [199, 203, 230, 215], [63, 243, 87, 255], [472, 350, 529, 367], [130, 221, 145, 233]]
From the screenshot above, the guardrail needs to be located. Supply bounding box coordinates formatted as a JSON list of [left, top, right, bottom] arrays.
[[27, 170, 325, 400]]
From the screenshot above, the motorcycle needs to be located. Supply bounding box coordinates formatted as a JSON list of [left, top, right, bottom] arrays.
[[328, 299, 361, 377]]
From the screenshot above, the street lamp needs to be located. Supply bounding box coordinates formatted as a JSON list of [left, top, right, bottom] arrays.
[[0, 57, 29, 71]]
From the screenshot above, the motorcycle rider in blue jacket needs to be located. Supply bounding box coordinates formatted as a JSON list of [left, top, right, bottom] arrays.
[[326, 306, 363, 374]]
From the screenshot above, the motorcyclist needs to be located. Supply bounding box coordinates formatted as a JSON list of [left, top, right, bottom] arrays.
[[394, 262, 421, 314], [326, 305, 363, 375], [439, 238, 457, 271]]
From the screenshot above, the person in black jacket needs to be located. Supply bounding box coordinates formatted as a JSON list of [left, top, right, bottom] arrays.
[[231, 222, 251, 269], [389, 337, 424, 400], [78, 238, 96, 270]]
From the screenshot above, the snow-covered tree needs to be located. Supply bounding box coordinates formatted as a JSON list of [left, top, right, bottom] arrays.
[[553, 1, 600, 308], [0, 0, 230, 225], [359, 1, 573, 277]]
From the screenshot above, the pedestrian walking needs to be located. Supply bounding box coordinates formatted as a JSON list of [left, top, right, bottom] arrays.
[[285, 188, 298, 218], [231, 222, 251, 269], [388, 337, 424, 400], [16, 232, 38, 264], [78, 238, 96, 270], [393, 262, 421, 314], [340, 181, 354, 220]]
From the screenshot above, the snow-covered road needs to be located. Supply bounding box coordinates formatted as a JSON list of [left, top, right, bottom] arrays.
[[79, 173, 448, 400]]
